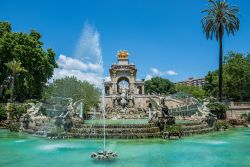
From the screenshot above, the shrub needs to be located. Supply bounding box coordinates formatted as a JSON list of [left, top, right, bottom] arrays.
[[7, 103, 27, 121], [0, 105, 7, 121], [24, 99, 38, 104], [228, 119, 238, 126], [207, 102, 228, 119], [228, 119, 247, 126], [241, 113, 247, 120], [165, 124, 182, 133], [216, 120, 230, 130], [248, 113, 250, 122], [241, 113, 250, 122]]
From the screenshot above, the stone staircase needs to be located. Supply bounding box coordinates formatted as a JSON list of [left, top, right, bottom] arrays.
[[66, 123, 161, 139], [181, 121, 214, 136]]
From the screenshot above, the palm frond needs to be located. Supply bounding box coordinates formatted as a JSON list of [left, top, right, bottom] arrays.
[[5, 59, 27, 75], [201, 0, 240, 41]]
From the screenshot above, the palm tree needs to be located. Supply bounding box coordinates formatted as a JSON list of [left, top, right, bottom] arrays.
[[5, 60, 26, 102], [201, 0, 240, 101]]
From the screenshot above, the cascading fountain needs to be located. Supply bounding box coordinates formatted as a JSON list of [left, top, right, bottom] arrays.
[[79, 102, 83, 119], [91, 79, 118, 160]]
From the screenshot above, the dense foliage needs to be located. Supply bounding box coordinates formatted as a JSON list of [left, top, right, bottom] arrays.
[[0, 105, 7, 121], [206, 102, 228, 119], [175, 85, 206, 100], [5, 60, 27, 102], [241, 113, 250, 122], [145, 77, 176, 95], [204, 52, 250, 101], [43, 77, 100, 111], [165, 124, 182, 133], [0, 21, 57, 102], [6, 103, 27, 121], [215, 120, 230, 130]]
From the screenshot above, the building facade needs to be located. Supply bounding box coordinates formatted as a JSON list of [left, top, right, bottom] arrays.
[[175, 77, 205, 87], [104, 50, 145, 96], [104, 50, 148, 109]]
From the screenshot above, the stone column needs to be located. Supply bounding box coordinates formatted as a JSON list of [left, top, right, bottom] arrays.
[[111, 74, 117, 94], [109, 86, 112, 95], [129, 73, 136, 94]]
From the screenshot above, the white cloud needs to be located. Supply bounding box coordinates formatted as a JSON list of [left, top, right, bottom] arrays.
[[145, 74, 153, 81], [52, 68, 103, 86], [166, 70, 178, 76], [51, 22, 103, 87], [57, 54, 103, 73], [145, 68, 178, 80], [151, 68, 164, 76]]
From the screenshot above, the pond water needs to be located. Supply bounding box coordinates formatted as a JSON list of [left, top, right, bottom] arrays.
[[0, 128, 250, 167]]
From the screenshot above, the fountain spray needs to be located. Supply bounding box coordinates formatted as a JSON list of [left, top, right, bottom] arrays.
[[90, 78, 118, 160], [101, 79, 106, 151]]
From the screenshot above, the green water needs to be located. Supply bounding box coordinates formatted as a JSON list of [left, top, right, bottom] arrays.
[[0, 128, 250, 167]]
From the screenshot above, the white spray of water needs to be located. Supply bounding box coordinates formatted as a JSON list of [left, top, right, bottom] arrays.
[[53, 22, 104, 87]]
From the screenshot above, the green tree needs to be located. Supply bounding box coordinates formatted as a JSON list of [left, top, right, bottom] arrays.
[[201, 0, 240, 101], [0, 21, 57, 102], [0, 105, 7, 121], [5, 60, 26, 102], [175, 85, 206, 100], [144, 77, 176, 95], [204, 71, 218, 98], [207, 102, 228, 119], [43, 77, 100, 111], [223, 52, 250, 101], [204, 52, 250, 101], [0, 22, 11, 36]]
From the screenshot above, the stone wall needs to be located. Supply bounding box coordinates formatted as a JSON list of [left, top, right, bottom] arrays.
[[226, 102, 250, 119], [226, 109, 250, 119], [104, 96, 113, 108], [134, 96, 149, 108]]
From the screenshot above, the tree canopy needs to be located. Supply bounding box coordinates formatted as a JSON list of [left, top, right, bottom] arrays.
[[0, 21, 57, 102], [204, 52, 250, 101], [206, 102, 228, 119], [175, 85, 206, 100], [43, 77, 101, 111], [144, 77, 176, 95]]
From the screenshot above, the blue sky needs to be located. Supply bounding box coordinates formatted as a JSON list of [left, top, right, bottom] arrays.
[[1, 0, 250, 84]]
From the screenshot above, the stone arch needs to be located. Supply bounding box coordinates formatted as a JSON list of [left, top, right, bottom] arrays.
[[137, 86, 142, 94], [117, 77, 130, 94]]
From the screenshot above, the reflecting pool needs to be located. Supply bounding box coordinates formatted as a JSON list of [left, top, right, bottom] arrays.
[[0, 128, 250, 167]]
